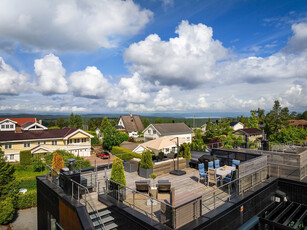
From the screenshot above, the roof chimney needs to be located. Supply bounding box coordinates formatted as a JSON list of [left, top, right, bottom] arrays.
[[130, 113, 132, 118], [39, 120, 42, 125], [15, 125, 22, 133]]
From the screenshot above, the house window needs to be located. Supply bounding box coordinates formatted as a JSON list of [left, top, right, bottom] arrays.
[[172, 147, 176, 152], [68, 139, 73, 144], [5, 144, 12, 149], [81, 138, 87, 143], [38, 141, 46, 145], [148, 130, 151, 134], [24, 142, 30, 148], [1, 125, 4, 129], [52, 140, 57, 145], [74, 139, 80, 143], [153, 130, 156, 134], [6, 125, 9, 128], [187, 137, 190, 141], [165, 148, 169, 152], [10, 124, 13, 128], [10, 154, 14, 160]]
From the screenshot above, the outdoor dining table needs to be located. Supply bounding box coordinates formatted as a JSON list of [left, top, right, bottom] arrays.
[[216, 166, 236, 178]]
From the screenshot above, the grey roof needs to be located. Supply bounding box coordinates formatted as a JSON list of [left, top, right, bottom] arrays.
[[229, 122, 239, 126], [119, 141, 139, 151], [21, 121, 35, 129], [120, 115, 144, 132], [152, 123, 192, 135]]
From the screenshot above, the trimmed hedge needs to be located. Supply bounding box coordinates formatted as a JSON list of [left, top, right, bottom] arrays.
[[140, 150, 154, 169], [110, 158, 126, 186], [0, 197, 15, 225], [111, 146, 141, 161], [20, 150, 32, 166], [17, 190, 37, 209]]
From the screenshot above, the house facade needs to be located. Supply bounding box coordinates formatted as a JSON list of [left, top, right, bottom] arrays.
[[230, 121, 244, 131], [0, 119, 93, 162], [117, 114, 144, 137], [143, 123, 193, 143], [232, 128, 263, 142]]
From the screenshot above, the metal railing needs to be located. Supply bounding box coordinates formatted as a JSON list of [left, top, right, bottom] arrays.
[[45, 165, 105, 230]]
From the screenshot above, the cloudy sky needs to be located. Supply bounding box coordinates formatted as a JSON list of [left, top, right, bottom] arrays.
[[0, 0, 307, 115]]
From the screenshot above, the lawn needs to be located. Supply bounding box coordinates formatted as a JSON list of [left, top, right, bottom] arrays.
[[14, 164, 45, 191]]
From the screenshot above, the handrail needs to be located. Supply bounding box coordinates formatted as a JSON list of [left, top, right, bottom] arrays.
[[70, 179, 106, 230]]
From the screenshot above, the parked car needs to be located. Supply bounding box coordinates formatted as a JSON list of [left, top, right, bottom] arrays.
[[96, 151, 110, 159]]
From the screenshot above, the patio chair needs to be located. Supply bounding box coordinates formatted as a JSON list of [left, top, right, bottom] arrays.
[[208, 161, 214, 169], [208, 168, 221, 187], [135, 180, 150, 193], [232, 160, 240, 167], [223, 170, 234, 183], [214, 160, 220, 168], [198, 163, 208, 184], [157, 180, 171, 193]]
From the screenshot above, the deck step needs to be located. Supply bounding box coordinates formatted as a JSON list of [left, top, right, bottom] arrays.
[[90, 209, 111, 219], [93, 216, 114, 226], [104, 222, 118, 230]]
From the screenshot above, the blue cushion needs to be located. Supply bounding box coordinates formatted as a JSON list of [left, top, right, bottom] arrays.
[[208, 161, 214, 168], [214, 160, 220, 168]]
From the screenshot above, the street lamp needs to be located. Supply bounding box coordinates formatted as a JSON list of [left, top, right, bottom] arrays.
[[169, 137, 186, 176]]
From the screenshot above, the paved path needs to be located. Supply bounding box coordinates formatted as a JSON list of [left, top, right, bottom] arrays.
[[11, 208, 37, 230], [84, 154, 116, 166]]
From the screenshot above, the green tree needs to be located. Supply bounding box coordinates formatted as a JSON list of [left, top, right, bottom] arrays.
[[302, 111, 307, 120], [154, 118, 163, 124], [179, 143, 191, 160], [69, 113, 75, 128], [100, 117, 111, 133], [0, 146, 19, 224], [74, 115, 83, 129], [142, 118, 150, 129], [32, 156, 45, 172], [103, 126, 129, 150], [56, 118, 66, 129], [20, 150, 32, 166], [110, 158, 126, 186], [247, 111, 259, 129], [140, 150, 154, 169]]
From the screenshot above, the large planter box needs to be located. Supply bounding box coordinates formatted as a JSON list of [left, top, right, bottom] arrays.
[[124, 162, 137, 173], [139, 167, 153, 178], [186, 159, 191, 168], [108, 181, 126, 201]]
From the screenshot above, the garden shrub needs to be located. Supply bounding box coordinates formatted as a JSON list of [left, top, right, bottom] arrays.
[[0, 197, 15, 225], [32, 156, 45, 172], [20, 150, 32, 166], [46, 150, 91, 169], [140, 150, 154, 169], [110, 158, 126, 187], [111, 146, 141, 161], [224, 144, 233, 149], [179, 143, 191, 160], [17, 190, 37, 209]]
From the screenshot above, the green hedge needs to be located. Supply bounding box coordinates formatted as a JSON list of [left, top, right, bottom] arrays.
[[140, 150, 153, 169], [0, 197, 15, 225], [111, 147, 141, 161], [20, 150, 32, 165], [17, 190, 37, 209]]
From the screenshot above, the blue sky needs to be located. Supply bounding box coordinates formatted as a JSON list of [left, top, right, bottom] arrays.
[[0, 0, 307, 114]]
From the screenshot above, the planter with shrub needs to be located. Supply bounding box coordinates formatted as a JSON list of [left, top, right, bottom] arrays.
[[109, 158, 126, 201], [139, 150, 154, 178]]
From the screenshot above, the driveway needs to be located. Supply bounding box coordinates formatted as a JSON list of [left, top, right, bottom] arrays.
[[11, 207, 37, 230], [84, 153, 117, 166]]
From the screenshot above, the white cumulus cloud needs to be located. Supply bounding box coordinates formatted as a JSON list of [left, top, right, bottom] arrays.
[[0, 0, 153, 52], [34, 54, 68, 95], [0, 57, 29, 95], [69, 66, 110, 98], [124, 20, 228, 88]]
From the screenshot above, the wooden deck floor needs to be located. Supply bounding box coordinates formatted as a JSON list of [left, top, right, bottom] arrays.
[[82, 167, 230, 222]]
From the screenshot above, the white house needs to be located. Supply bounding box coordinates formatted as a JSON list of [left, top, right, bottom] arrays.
[[117, 114, 144, 138], [229, 122, 244, 131], [133, 136, 189, 155], [143, 123, 193, 143]]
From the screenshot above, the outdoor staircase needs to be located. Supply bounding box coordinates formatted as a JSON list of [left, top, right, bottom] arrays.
[[89, 209, 118, 230]]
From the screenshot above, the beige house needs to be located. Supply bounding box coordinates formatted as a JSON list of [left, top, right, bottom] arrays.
[[133, 136, 189, 155], [0, 119, 93, 162], [117, 114, 144, 137], [232, 128, 263, 142], [143, 123, 193, 143]]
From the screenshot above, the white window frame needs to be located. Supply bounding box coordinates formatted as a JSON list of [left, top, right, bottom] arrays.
[[10, 124, 14, 129], [68, 139, 73, 144], [24, 142, 30, 148], [81, 138, 87, 143], [6, 124, 9, 128], [172, 147, 176, 152], [1, 125, 4, 129], [153, 130, 156, 134], [38, 141, 46, 145], [10, 154, 14, 160], [74, 139, 80, 143], [52, 140, 58, 145], [5, 144, 12, 149]]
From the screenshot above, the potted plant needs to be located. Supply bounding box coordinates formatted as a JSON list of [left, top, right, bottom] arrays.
[[139, 150, 154, 178], [109, 158, 126, 201], [150, 173, 157, 187]]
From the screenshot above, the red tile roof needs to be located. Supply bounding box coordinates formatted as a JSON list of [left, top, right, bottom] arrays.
[[0, 127, 77, 142], [289, 120, 307, 127], [0, 118, 36, 126]]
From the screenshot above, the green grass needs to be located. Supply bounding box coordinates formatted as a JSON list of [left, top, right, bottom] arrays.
[[14, 164, 45, 191]]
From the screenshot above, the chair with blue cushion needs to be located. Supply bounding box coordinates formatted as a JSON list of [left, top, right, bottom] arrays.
[[232, 159, 240, 167], [214, 160, 220, 168], [208, 168, 221, 187], [208, 161, 214, 169], [198, 163, 208, 184], [223, 170, 233, 183]]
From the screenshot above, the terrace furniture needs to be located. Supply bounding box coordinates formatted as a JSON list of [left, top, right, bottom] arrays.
[[198, 163, 208, 184], [223, 170, 234, 183], [157, 180, 171, 193], [208, 168, 221, 187], [232, 159, 240, 167], [216, 166, 236, 179], [135, 180, 150, 193], [208, 161, 214, 169], [214, 160, 220, 168]]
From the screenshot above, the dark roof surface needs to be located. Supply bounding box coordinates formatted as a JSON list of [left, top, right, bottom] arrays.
[[120, 115, 144, 132], [152, 123, 192, 135], [0, 118, 36, 126], [119, 141, 139, 151], [21, 121, 35, 129], [0, 127, 77, 142], [234, 128, 262, 136], [230, 122, 239, 126]]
